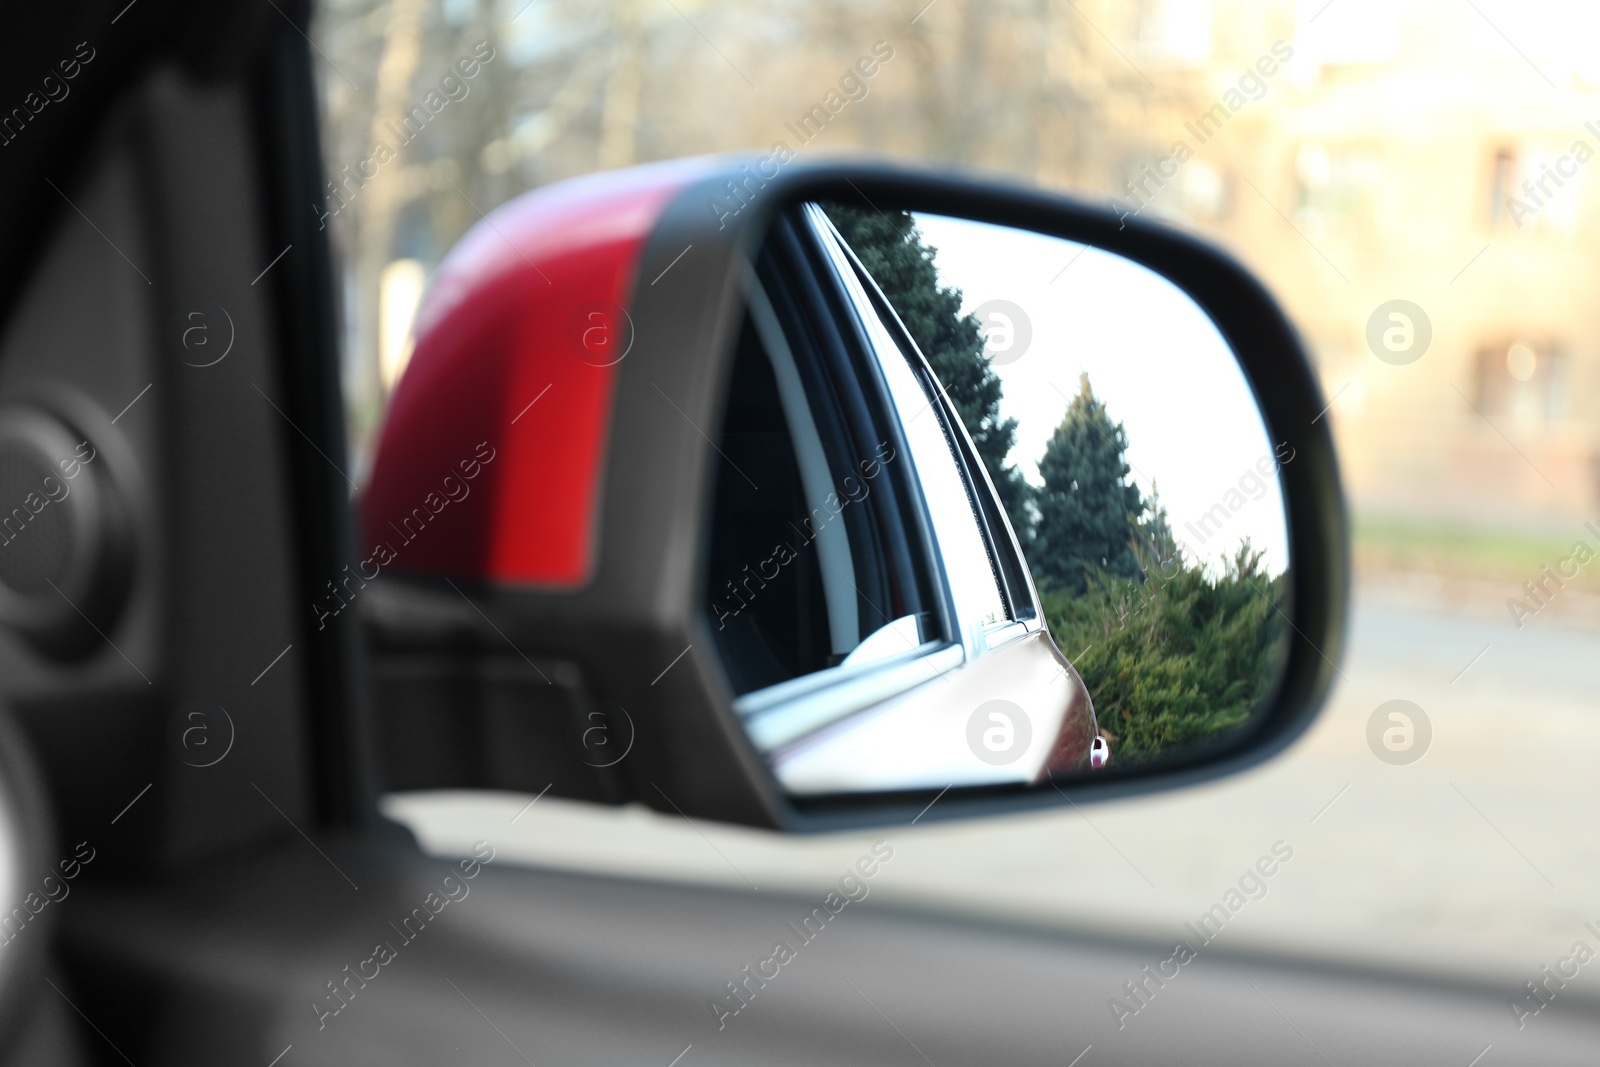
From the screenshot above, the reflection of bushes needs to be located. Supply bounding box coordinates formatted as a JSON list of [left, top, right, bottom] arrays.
[[1042, 543, 1286, 761]]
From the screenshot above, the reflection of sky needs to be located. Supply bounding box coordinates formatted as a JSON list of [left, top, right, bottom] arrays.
[[913, 213, 1289, 575]]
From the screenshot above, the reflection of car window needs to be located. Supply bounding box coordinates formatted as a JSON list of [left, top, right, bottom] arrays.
[[704, 257, 936, 697], [836, 235, 1035, 629], [805, 207, 1016, 641]]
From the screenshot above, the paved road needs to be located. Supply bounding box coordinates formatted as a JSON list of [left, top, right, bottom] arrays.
[[388, 590, 1600, 986]]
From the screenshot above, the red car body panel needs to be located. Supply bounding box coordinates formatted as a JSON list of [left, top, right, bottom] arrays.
[[361, 160, 714, 587]]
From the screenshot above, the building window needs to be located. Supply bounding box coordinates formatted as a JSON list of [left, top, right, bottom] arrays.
[[1294, 142, 1380, 241], [1488, 147, 1516, 226], [1491, 144, 1582, 233], [1473, 340, 1567, 429]]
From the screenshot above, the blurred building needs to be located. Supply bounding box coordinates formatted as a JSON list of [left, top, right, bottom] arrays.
[[319, 0, 1600, 525], [1119, 0, 1600, 525]]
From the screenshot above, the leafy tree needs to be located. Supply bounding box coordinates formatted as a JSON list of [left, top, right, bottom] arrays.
[[823, 203, 1033, 539], [1032, 373, 1147, 593], [1042, 542, 1286, 760]]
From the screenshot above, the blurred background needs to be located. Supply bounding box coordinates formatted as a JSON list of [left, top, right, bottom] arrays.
[[321, 0, 1600, 987]]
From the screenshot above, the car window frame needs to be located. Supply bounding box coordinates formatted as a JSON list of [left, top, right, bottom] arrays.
[[724, 214, 960, 751], [726, 203, 1055, 758], [803, 205, 1044, 648]]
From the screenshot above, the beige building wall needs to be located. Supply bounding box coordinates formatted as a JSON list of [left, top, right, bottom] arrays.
[[1122, 0, 1600, 524]]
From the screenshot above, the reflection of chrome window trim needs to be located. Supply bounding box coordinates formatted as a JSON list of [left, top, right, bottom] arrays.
[[738, 641, 960, 751], [981, 618, 1031, 651]]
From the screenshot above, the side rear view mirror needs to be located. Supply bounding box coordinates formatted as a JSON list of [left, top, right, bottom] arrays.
[[358, 157, 1347, 830]]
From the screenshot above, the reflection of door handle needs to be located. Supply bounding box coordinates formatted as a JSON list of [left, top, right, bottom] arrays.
[[1090, 735, 1110, 770]]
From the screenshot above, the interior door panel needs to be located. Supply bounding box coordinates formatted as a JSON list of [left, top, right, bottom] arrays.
[[62, 841, 1600, 1065]]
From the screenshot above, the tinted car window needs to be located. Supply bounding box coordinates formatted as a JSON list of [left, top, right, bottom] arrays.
[[704, 266, 934, 696]]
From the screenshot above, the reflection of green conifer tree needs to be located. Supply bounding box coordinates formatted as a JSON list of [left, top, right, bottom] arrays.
[[1139, 484, 1178, 566], [1032, 374, 1148, 594]]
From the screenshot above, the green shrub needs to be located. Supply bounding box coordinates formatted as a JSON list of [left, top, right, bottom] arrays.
[[1041, 543, 1287, 762]]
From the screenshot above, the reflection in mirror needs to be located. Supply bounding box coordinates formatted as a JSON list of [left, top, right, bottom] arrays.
[[703, 201, 1291, 800]]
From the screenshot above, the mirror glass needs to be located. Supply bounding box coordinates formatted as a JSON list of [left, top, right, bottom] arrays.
[[704, 200, 1291, 800]]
